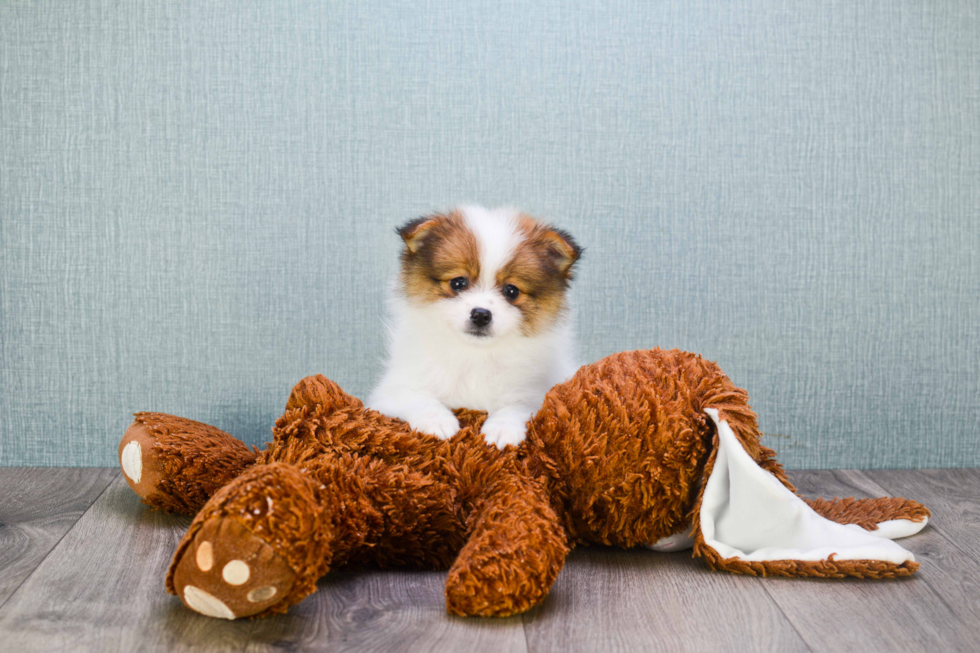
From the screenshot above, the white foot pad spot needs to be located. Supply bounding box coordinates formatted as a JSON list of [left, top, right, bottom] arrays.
[[121, 441, 142, 483], [247, 585, 277, 603], [222, 560, 250, 585], [196, 541, 213, 571], [183, 585, 236, 620]]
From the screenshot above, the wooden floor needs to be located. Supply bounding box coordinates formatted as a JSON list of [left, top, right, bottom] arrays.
[[0, 469, 977, 652]]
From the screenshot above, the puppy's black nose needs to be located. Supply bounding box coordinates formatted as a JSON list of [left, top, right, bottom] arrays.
[[470, 307, 492, 327]]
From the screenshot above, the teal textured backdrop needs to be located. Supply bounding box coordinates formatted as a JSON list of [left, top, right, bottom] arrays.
[[1, 0, 978, 467]]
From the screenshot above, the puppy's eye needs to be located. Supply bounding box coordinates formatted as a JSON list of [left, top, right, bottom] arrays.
[[502, 284, 520, 300], [450, 277, 469, 292]]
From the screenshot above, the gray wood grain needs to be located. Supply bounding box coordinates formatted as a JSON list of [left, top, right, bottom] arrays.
[[245, 567, 527, 653], [0, 474, 256, 652], [758, 469, 980, 653], [1, 468, 977, 652], [521, 547, 811, 653], [0, 467, 116, 609]]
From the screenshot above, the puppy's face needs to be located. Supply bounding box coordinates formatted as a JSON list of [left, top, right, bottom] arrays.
[[397, 207, 580, 343]]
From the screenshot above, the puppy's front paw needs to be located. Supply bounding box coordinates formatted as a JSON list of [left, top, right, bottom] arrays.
[[481, 420, 527, 449], [410, 410, 460, 440]]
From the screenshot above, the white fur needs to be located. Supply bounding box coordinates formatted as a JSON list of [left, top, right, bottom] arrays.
[[368, 206, 577, 448]]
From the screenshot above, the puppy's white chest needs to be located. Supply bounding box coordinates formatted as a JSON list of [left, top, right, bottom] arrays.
[[417, 342, 541, 412]]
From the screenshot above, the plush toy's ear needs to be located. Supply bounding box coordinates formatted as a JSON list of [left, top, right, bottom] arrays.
[[397, 216, 441, 254], [692, 408, 927, 578], [540, 227, 581, 276]]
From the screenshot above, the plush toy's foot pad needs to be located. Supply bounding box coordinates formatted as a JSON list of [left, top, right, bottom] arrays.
[[119, 421, 167, 504], [171, 516, 296, 619]]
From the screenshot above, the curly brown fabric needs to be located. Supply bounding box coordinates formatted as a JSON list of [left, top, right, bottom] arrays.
[[445, 467, 567, 616], [807, 496, 931, 531], [117, 348, 931, 619], [120, 413, 257, 514]]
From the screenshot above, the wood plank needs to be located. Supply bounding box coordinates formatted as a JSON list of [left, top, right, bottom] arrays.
[[0, 475, 256, 652], [0, 468, 117, 609], [521, 546, 811, 653], [2, 467, 975, 652], [757, 470, 980, 653], [244, 567, 528, 653]]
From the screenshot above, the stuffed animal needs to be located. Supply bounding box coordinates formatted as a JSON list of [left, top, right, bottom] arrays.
[[117, 349, 930, 620]]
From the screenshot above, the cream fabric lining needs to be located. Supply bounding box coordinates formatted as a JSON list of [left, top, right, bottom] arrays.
[[697, 408, 926, 564]]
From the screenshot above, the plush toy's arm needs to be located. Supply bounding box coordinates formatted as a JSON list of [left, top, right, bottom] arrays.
[[445, 472, 568, 617]]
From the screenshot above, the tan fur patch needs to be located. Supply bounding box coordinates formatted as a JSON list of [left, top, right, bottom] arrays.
[[516, 215, 581, 274], [498, 215, 582, 335], [399, 210, 480, 302]]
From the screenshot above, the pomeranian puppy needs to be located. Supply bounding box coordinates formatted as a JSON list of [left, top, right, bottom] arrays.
[[367, 205, 581, 448]]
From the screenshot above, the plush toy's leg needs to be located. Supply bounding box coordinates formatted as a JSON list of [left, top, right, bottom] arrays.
[[119, 412, 258, 514], [167, 463, 322, 619], [445, 474, 568, 617], [168, 457, 463, 619]]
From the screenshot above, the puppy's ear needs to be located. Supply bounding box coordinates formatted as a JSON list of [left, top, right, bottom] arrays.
[[541, 227, 582, 276], [397, 215, 441, 253]]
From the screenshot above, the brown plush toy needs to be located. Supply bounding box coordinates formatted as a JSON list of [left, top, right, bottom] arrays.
[[118, 349, 930, 620]]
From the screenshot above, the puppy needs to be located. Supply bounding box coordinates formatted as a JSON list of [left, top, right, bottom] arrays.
[[367, 205, 581, 448]]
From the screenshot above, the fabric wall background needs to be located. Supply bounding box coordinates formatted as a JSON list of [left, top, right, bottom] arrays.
[[2, 0, 977, 468]]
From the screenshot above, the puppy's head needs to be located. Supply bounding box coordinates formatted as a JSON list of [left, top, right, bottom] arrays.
[[397, 206, 581, 343]]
